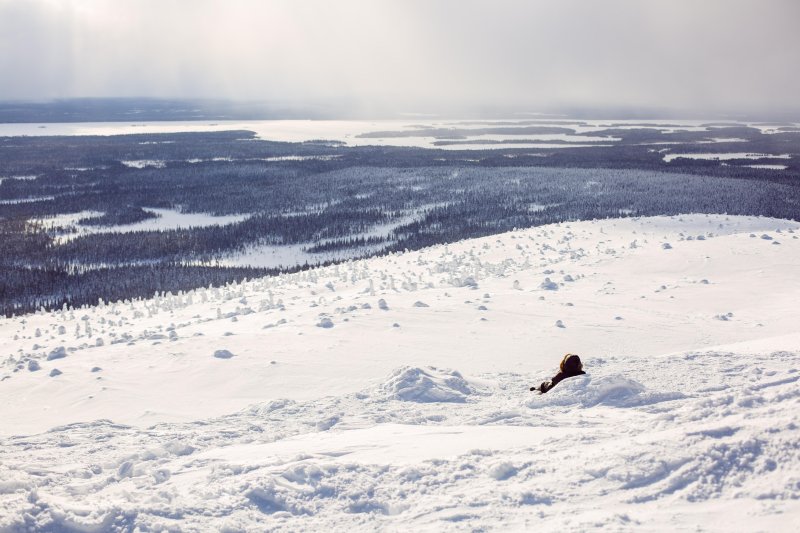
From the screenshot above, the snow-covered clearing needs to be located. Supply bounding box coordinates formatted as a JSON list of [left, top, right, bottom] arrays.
[[701, 137, 748, 143], [0, 175, 37, 185], [219, 211, 432, 269], [0, 196, 55, 205], [32, 208, 250, 244], [216, 240, 386, 270], [120, 160, 167, 169], [1, 214, 800, 531], [663, 152, 792, 163], [744, 164, 789, 170], [436, 142, 616, 150]]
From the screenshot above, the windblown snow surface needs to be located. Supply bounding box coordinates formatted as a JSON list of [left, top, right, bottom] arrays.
[[1, 215, 800, 532]]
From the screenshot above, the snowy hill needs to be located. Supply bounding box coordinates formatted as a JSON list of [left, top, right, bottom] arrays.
[[2, 214, 800, 531]]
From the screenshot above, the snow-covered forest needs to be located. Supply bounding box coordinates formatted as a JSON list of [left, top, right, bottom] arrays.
[[2, 122, 799, 315]]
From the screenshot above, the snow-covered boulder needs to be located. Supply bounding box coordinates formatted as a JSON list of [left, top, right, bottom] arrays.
[[213, 349, 235, 359], [47, 346, 67, 361], [459, 277, 479, 289], [540, 277, 559, 290]]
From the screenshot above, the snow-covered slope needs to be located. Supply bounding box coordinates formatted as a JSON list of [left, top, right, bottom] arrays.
[[1, 214, 799, 531]]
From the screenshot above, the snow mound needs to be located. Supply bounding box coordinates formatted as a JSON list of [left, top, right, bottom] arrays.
[[526, 374, 685, 409], [377, 366, 475, 403]]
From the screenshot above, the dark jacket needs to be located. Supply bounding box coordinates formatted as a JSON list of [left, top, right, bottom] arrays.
[[534, 353, 585, 393]]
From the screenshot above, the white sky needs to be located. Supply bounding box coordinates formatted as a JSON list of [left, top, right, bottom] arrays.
[[1, 0, 799, 115]]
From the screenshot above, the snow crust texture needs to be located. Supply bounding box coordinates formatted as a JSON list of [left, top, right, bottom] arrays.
[[2, 214, 800, 531]]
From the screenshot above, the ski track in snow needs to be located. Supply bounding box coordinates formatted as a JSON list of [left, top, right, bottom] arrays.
[[1, 214, 800, 531]]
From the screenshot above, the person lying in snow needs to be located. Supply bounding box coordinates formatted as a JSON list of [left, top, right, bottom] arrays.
[[530, 353, 586, 393]]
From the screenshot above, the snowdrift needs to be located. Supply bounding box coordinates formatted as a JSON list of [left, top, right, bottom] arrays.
[[375, 366, 478, 402], [525, 373, 686, 409]]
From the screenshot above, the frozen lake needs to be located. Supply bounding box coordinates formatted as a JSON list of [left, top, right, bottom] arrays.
[[2, 118, 795, 150], [32, 208, 250, 244], [663, 152, 792, 163]]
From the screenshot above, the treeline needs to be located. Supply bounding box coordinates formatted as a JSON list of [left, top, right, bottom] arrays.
[[79, 206, 159, 226], [305, 235, 386, 253], [0, 263, 277, 316]]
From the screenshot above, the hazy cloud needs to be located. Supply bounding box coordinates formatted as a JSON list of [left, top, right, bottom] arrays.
[[1, 0, 799, 115]]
